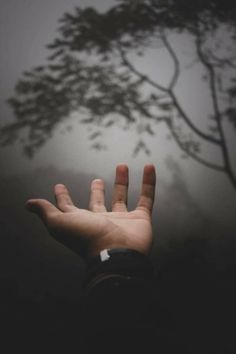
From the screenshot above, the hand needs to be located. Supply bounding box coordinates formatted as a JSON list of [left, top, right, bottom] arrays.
[[26, 164, 156, 258]]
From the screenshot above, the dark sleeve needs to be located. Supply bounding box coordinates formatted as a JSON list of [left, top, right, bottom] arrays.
[[81, 249, 155, 347]]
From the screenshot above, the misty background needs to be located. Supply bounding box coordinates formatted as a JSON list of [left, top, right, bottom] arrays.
[[0, 1, 236, 352]]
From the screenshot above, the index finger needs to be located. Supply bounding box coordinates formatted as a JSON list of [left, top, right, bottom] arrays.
[[136, 164, 156, 215]]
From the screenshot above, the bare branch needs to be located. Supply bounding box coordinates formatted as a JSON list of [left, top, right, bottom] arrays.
[[166, 118, 225, 172], [195, 26, 235, 177], [118, 41, 222, 146], [160, 30, 180, 90], [206, 52, 236, 69], [159, 30, 222, 145], [118, 44, 168, 94], [169, 91, 221, 145]]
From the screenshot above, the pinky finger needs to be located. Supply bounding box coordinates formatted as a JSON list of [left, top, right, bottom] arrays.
[[136, 164, 156, 215]]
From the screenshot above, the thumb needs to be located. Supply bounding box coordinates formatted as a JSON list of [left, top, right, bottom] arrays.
[[26, 199, 59, 225]]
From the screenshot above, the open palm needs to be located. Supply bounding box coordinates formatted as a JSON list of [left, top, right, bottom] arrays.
[[26, 164, 156, 257]]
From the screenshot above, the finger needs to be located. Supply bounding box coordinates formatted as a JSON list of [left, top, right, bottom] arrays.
[[54, 184, 75, 212], [112, 164, 129, 212], [26, 199, 60, 225], [136, 164, 156, 215], [89, 179, 107, 212]]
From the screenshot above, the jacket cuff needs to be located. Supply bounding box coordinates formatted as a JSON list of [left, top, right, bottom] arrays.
[[84, 248, 154, 290]]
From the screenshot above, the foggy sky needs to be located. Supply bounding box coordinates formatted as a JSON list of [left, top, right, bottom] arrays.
[[0, 0, 236, 232]]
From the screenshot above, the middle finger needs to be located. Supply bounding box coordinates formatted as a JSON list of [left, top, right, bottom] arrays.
[[112, 164, 129, 212]]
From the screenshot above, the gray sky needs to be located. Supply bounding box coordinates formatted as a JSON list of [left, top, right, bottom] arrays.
[[0, 0, 236, 231]]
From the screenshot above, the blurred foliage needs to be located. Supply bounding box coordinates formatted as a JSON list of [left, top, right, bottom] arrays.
[[1, 0, 236, 185]]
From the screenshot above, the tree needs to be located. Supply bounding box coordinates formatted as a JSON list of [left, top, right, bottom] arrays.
[[1, 0, 236, 187]]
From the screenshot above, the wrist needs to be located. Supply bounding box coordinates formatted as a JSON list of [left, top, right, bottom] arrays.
[[87, 236, 152, 258], [84, 248, 154, 290]]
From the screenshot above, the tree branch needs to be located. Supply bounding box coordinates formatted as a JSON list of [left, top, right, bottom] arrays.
[[160, 30, 180, 90], [118, 40, 221, 146], [169, 91, 221, 145], [196, 27, 236, 187], [166, 118, 225, 172], [118, 44, 168, 94], [160, 30, 221, 145]]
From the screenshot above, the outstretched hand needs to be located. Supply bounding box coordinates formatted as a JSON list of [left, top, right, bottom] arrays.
[[26, 164, 156, 258]]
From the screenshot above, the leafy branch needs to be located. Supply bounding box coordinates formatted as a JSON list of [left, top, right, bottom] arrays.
[[0, 0, 235, 187]]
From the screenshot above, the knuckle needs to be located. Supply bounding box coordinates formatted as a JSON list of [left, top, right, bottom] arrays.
[[114, 199, 125, 204], [113, 191, 127, 203]]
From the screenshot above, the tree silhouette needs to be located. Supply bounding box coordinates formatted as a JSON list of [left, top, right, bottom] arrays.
[[1, 0, 236, 187]]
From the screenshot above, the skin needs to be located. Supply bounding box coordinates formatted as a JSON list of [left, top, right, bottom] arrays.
[[26, 164, 156, 258]]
